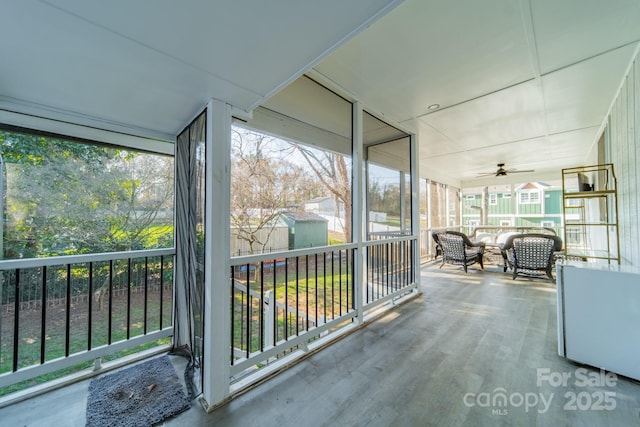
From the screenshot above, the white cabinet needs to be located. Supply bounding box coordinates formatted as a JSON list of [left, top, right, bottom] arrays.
[[557, 262, 640, 380]]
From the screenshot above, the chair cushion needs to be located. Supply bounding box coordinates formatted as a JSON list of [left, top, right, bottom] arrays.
[[513, 236, 555, 270]]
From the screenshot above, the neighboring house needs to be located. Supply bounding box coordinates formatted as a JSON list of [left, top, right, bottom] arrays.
[[304, 197, 335, 214], [304, 196, 346, 233], [279, 211, 328, 250], [462, 182, 563, 235]]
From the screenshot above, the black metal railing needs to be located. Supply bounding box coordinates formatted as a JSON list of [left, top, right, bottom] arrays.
[[365, 237, 415, 304], [229, 237, 417, 378], [0, 248, 174, 388], [230, 246, 354, 367]]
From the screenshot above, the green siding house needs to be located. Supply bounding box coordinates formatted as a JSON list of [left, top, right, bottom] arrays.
[[462, 182, 563, 235], [544, 189, 563, 215]]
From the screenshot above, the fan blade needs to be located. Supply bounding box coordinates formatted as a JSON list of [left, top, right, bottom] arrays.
[[476, 171, 497, 176], [506, 169, 535, 174]]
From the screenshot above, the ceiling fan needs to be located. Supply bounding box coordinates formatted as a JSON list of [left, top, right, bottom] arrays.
[[477, 163, 535, 177]]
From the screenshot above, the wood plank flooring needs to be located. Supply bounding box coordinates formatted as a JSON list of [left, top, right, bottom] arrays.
[[2, 262, 640, 426]]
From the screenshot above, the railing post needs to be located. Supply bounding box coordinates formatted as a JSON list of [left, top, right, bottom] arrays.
[[264, 290, 275, 348], [351, 101, 365, 324]]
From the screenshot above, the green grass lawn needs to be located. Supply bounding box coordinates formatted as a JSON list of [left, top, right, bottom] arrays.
[[0, 286, 172, 397], [231, 267, 353, 355]]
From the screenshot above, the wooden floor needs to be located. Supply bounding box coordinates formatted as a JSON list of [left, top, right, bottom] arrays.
[[3, 262, 640, 426]]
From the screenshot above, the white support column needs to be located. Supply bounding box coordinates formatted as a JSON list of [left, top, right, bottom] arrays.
[[458, 188, 463, 229], [351, 101, 365, 323], [426, 178, 432, 226], [511, 183, 516, 224], [410, 133, 420, 286], [445, 184, 450, 227], [201, 99, 232, 410], [426, 179, 434, 257], [400, 171, 406, 233]]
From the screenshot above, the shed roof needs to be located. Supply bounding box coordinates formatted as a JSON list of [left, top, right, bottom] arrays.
[[280, 211, 328, 223]]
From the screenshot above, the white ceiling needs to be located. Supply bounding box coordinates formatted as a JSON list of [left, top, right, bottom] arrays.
[[1, 0, 640, 188], [0, 0, 402, 139], [313, 0, 640, 186]]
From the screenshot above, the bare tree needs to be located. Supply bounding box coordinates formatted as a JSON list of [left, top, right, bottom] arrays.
[[231, 129, 322, 255], [294, 146, 352, 242]]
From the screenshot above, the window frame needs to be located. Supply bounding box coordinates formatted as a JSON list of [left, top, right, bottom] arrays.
[[519, 190, 541, 205]]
